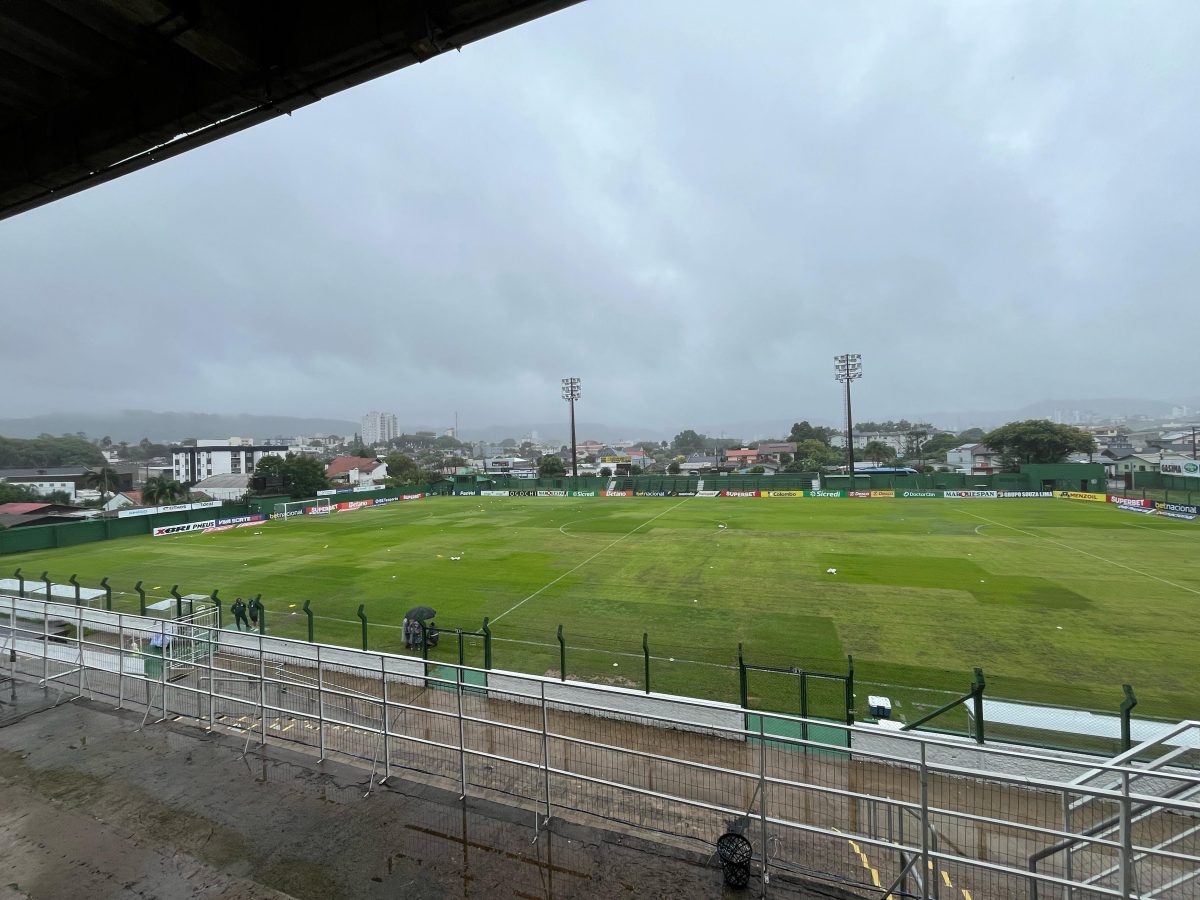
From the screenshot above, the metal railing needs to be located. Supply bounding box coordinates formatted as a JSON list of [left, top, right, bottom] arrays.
[[3, 595, 1198, 899]]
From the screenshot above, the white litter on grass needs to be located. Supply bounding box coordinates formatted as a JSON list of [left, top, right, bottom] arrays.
[[718, 523, 727, 529], [826, 567, 837, 575], [980, 580, 985, 583], [1057, 626, 1063, 630], [669, 657, 675, 662], [451, 556, 461, 561], [612, 662, 619, 667]]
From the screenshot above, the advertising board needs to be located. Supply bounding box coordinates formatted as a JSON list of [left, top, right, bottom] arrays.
[[761, 490, 804, 497], [1054, 491, 1107, 503], [1160, 460, 1200, 478], [153, 519, 216, 537], [944, 490, 999, 499], [998, 491, 1054, 498], [602, 490, 634, 497], [870, 490, 895, 498], [806, 490, 845, 498], [897, 490, 938, 498], [722, 490, 760, 497]]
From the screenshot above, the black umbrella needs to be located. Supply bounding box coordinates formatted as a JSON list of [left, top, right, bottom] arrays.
[[405, 605, 436, 622]]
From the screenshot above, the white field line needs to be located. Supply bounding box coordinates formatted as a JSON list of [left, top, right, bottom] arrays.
[[954, 507, 1200, 596], [490, 497, 694, 625]]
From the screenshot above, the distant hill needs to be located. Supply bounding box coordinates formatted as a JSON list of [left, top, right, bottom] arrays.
[[0, 411, 359, 443]]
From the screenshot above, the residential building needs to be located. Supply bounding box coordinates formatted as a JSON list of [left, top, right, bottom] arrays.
[[361, 411, 398, 446], [190, 474, 252, 501], [325, 456, 388, 487], [829, 432, 908, 454], [680, 453, 720, 474], [946, 444, 1000, 474], [172, 440, 287, 487], [0, 465, 132, 502], [724, 448, 759, 467], [755, 442, 797, 462]]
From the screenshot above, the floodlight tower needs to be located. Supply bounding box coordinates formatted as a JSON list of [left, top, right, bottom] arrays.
[[561, 377, 581, 486], [834, 354, 863, 477]]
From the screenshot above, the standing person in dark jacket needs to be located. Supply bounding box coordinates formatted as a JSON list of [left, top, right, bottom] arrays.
[[231, 597, 249, 631], [248, 596, 263, 630]]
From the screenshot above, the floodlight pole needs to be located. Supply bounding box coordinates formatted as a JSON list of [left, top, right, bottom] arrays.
[[834, 354, 863, 480], [561, 377, 581, 489]]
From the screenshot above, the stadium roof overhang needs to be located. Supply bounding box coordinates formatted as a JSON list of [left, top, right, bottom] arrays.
[[0, 0, 582, 222]]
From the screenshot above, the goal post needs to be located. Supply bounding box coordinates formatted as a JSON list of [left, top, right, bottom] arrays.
[[273, 497, 332, 521]]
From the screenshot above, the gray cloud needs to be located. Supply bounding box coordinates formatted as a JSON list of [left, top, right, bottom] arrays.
[[3, 1, 1198, 435]]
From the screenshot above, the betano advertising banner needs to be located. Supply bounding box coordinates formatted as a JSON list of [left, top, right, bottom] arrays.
[[1160, 460, 1200, 478], [602, 490, 634, 497], [1054, 491, 1107, 503]]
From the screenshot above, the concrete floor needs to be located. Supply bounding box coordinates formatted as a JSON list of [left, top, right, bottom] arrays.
[[0, 681, 845, 899]]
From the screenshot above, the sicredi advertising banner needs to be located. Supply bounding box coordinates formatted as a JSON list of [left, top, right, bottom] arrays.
[[806, 490, 845, 498], [1160, 460, 1200, 478], [944, 490, 999, 499], [569, 490, 598, 497], [153, 519, 216, 537], [1054, 491, 1107, 502]]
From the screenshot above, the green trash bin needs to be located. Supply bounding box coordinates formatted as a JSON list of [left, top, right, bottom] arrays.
[[141, 645, 163, 680]]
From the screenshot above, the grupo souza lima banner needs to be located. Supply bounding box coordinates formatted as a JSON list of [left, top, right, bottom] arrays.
[[999, 491, 1054, 498], [1160, 460, 1200, 478]]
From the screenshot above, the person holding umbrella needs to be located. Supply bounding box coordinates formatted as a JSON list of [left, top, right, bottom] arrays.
[[405, 606, 436, 650]]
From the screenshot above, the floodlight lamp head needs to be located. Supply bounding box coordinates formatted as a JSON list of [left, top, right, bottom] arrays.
[[561, 376, 581, 402]]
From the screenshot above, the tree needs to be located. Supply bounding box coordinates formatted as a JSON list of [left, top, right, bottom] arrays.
[[142, 476, 188, 506], [83, 465, 122, 501], [982, 420, 1095, 470], [250, 453, 330, 499], [0, 482, 37, 503], [749, 465, 765, 474], [384, 453, 421, 487], [538, 455, 566, 477], [862, 441, 897, 466], [670, 430, 707, 455], [667, 461, 681, 475], [788, 421, 837, 446], [630, 464, 643, 475], [600, 466, 613, 477]]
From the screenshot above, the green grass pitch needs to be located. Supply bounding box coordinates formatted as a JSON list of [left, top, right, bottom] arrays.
[[10, 497, 1200, 721]]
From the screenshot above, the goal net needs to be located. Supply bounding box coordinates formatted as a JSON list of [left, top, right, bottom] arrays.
[[273, 497, 332, 521]]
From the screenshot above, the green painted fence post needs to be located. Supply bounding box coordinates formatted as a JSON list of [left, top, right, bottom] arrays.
[[100, 577, 111, 611], [972, 667, 986, 745], [1120, 684, 1138, 753], [457, 629, 465, 667], [846, 654, 855, 726], [171, 585, 182, 619], [134, 581, 146, 615], [303, 599, 314, 642], [69, 574, 81, 605], [40, 571, 51, 602], [557, 625, 565, 681], [13, 568, 23, 598], [738, 642, 748, 709], [481, 617, 492, 669], [356, 604, 368, 650], [643, 633, 651, 694]]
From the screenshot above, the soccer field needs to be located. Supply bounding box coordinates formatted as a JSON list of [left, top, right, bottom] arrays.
[[8, 497, 1199, 721]]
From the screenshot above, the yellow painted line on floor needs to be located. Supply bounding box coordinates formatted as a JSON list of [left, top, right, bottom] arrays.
[[942, 870, 952, 887], [962, 890, 972, 900]]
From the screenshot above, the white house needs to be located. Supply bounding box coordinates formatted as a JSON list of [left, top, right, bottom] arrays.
[[190, 474, 251, 501], [324, 456, 388, 486], [830, 432, 908, 454], [946, 443, 999, 474]]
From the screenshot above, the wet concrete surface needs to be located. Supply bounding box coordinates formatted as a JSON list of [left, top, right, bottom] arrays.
[[0, 684, 847, 899]]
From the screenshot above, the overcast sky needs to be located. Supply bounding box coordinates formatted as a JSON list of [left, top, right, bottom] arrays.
[[3, 1, 1198, 435]]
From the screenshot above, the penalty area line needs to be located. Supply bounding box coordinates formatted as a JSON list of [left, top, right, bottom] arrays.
[[953, 507, 1200, 596], [490, 497, 694, 625]]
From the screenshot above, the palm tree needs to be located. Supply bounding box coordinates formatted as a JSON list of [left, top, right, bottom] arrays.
[[142, 476, 188, 506], [83, 465, 121, 502]]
